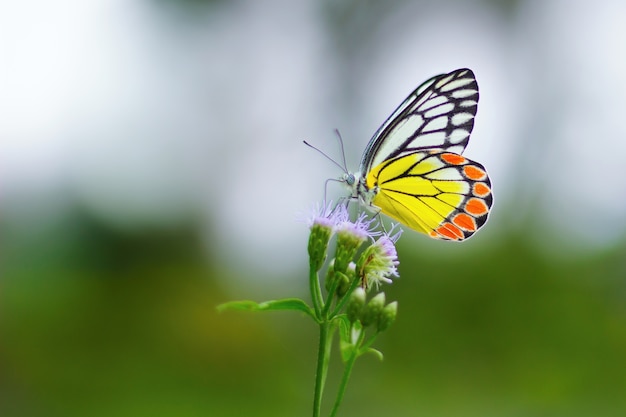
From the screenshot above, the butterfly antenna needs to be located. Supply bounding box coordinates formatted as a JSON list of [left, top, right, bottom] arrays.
[[333, 129, 349, 173], [303, 140, 348, 174]]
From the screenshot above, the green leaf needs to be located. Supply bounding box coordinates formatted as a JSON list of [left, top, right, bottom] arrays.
[[362, 347, 384, 361], [216, 298, 315, 318]]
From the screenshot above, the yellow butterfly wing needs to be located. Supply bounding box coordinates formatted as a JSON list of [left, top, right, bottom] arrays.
[[366, 151, 492, 241]]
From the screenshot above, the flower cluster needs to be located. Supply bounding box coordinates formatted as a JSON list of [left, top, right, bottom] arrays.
[[305, 201, 401, 292], [304, 201, 400, 335], [347, 289, 398, 332]]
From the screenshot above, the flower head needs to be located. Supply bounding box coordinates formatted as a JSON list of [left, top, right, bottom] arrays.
[[335, 212, 377, 241], [302, 200, 347, 230], [304, 201, 346, 271], [333, 212, 377, 274], [356, 224, 402, 290]]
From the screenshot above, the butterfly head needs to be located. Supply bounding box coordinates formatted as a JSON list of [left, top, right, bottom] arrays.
[[340, 172, 358, 198], [341, 171, 378, 207]]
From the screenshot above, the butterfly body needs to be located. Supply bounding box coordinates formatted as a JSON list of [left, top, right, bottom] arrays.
[[345, 68, 492, 241]]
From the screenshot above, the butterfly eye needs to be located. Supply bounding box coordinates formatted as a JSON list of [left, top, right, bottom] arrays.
[[345, 173, 356, 186]]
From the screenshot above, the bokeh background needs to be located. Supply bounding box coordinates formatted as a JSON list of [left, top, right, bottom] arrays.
[[2, 0, 626, 416]]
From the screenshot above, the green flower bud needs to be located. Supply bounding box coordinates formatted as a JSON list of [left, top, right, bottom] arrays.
[[361, 292, 386, 327], [377, 301, 398, 332], [333, 231, 365, 274], [308, 223, 333, 272], [347, 287, 366, 323], [304, 201, 346, 272], [335, 263, 356, 297]]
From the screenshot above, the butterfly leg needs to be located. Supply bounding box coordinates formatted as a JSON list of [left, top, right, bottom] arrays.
[[373, 210, 388, 234], [359, 199, 386, 233]]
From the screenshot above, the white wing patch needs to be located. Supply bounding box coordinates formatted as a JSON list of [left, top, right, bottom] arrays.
[[452, 112, 474, 126], [406, 132, 448, 150], [439, 78, 474, 92], [446, 144, 466, 154], [424, 103, 455, 118], [459, 99, 478, 107], [448, 129, 470, 144], [423, 116, 449, 132], [451, 88, 477, 99]]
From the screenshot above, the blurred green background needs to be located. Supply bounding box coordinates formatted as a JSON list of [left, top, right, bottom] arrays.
[[2, 0, 626, 416]]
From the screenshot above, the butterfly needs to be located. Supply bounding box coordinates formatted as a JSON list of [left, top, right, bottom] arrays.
[[343, 68, 492, 241]]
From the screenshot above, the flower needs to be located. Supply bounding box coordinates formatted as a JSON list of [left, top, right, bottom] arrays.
[[305, 201, 345, 272], [333, 212, 377, 274], [302, 200, 347, 229], [335, 212, 377, 240], [356, 224, 402, 289]]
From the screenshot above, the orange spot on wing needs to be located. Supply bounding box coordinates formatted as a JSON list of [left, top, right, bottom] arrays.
[[473, 182, 491, 197], [463, 165, 486, 180], [441, 153, 466, 165], [465, 198, 489, 216], [453, 213, 477, 231], [437, 223, 464, 240]]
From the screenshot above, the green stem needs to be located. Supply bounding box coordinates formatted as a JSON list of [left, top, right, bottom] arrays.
[[321, 273, 341, 318], [312, 321, 332, 417], [330, 275, 361, 318], [361, 331, 380, 351], [309, 268, 323, 319], [328, 333, 361, 417]]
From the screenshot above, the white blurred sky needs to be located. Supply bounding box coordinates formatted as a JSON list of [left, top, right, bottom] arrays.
[[1, 0, 626, 277]]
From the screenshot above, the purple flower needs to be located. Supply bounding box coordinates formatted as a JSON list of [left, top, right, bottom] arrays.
[[357, 224, 402, 289], [305, 202, 347, 272], [335, 212, 377, 242], [302, 201, 347, 230], [333, 212, 378, 274]]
